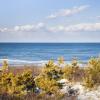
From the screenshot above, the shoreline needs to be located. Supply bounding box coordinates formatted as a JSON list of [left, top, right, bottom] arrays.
[[0, 58, 87, 67]]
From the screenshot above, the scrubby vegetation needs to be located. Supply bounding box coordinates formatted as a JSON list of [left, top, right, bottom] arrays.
[[62, 58, 85, 82], [83, 58, 100, 88], [35, 60, 63, 98], [0, 57, 100, 100]]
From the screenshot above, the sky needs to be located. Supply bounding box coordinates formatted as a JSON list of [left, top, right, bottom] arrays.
[[0, 0, 100, 42]]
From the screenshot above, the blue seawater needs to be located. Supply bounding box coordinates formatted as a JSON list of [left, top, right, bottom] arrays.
[[0, 43, 100, 65]]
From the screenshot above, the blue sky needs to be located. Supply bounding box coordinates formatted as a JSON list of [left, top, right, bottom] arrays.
[[0, 0, 100, 42]]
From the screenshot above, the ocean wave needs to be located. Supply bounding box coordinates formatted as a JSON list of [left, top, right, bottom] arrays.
[[0, 58, 87, 67], [0, 59, 48, 66]]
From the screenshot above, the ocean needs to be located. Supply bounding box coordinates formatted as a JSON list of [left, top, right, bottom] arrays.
[[0, 43, 100, 65]]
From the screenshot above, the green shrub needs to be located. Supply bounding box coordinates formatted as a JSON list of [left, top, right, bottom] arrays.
[[83, 58, 100, 88], [0, 69, 36, 96], [35, 60, 63, 95], [62, 59, 80, 81]]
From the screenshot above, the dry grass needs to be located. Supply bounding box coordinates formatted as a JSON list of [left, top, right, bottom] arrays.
[[0, 93, 78, 100], [8, 65, 42, 76]]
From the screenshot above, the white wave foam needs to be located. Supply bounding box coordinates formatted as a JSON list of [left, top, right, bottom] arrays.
[[0, 59, 48, 66], [0, 59, 86, 67]]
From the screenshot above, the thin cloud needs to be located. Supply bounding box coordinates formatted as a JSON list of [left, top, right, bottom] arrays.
[[96, 16, 100, 19], [0, 28, 8, 32], [1, 22, 100, 33], [47, 23, 100, 32], [46, 5, 89, 19], [14, 22, 45, 32], [0, 22, 45, 32]]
